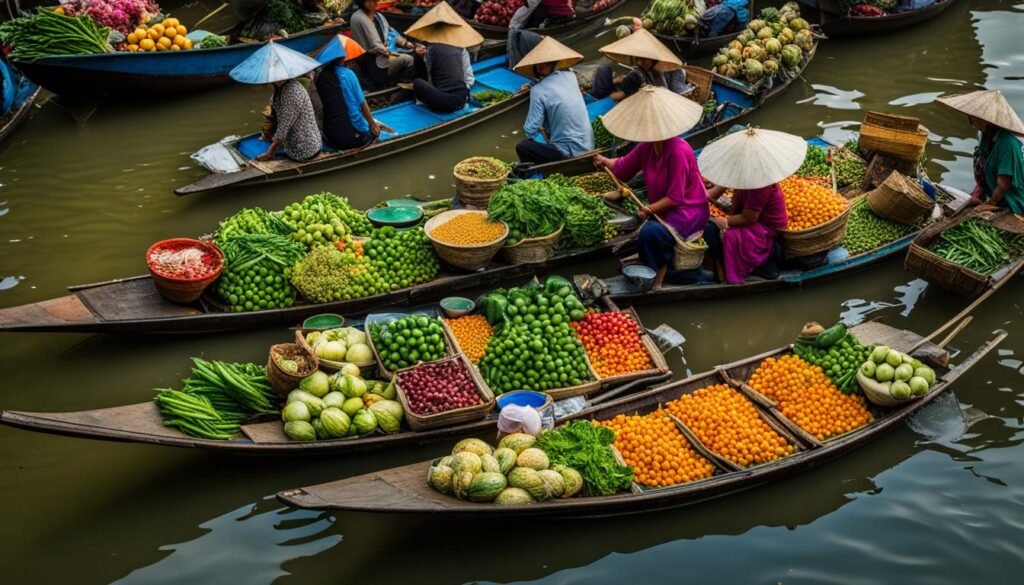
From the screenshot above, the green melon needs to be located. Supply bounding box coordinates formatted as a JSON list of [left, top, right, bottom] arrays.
[[493, 448, 518, 475], [498, 433, 536, 454], [516, 447, 550, 471], [553, 464, 584, 497], [480, 454, 500, 474], [537, 469, 566, 498], [467, 472, 507, 502], [451, 451, 482, 475], [427, 464, 455, 495], [494, 487, 534, 505], [452, 438, 493, 457], [508, 467, 551, 502], [453, 470, 475, 500]]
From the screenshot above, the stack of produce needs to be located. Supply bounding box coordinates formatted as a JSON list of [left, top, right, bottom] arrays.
[[793, 322, 873, 394], [454, 156, 508, 180], [281, 192, 374, 248], [198, 33, 227, 48], [430, 213, 507, 246], [125, 16, 192, 52], [146, 240, 222, 282], [0, 8, 112, 59], [488, 177, 611, 249], [303, 327, 373, 364], [473, 0, 526, 26], [363, 226, 439, 289], [665, 385, 794, 467], [471, 90, 512, 105], [240, 0, 312, 39], [215, 207, 292, 244], [571, 311, 653, 378], [369, 314, 448, 372], [60, 0, 156, 36], [747, 354, 874, 441], [427, 436, 585, 504], [598, 410, 714, 488], [928, 218, 1024, 275], [477, 278, 593, 394], [709, 202, 727, 218], [290, 245, 378, 303], [795, 145, 866, 189], [641, 0, 700, 36], [281, 369, 404, 440], [592, 117, 615, 149], [444, 314, 493, 363], [572, 173, 617, 196], [842, 198, 927, 255], [858, 346, 936, 401], [397, 358, 482, 415], [779, 175, 849, 230], [216, 234, 306, 312], [710, 3, 813, 84], [154, 358, 279, 440], [537, 421, 635, 495]]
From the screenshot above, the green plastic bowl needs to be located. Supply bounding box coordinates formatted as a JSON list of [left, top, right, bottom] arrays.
[[440, 297, 475, 318], [301, 313, 345, 329], [367, 206, 423, 228]]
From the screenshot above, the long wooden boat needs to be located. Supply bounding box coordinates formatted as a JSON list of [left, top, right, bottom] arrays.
[[276, 321, 1006, 517], [0, 230, 637, 335], [795, 0, 958, 37], [10, 22, 345, 99], [651, 0, 753, 59], [380, 0, 626, 41], [0, 297, 671, 453], [515, 35, 820, 179], [175, 55, 530, 196], [0, 59, 40, 144]]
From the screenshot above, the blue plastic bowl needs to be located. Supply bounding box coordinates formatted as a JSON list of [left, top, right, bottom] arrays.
[[497, 390, 551, 410], [622, 264, 656, 293]]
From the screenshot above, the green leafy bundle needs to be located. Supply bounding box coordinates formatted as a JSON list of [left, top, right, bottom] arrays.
[[0, 8, 112, 60], [536, 420, 634, 496], [488, 180, 566, 244]]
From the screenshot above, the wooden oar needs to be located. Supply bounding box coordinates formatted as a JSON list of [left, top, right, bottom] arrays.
[[193, 2, 230, 31], [602, 166, 687, 242]]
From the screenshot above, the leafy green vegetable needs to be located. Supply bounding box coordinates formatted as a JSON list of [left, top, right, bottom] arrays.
[[536, 420, 634, 496]]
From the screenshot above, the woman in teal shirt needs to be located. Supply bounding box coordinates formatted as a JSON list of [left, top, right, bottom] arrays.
[[938, 89, 1024, 213]]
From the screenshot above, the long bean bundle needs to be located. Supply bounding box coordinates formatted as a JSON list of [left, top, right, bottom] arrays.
[[155, 390, 249, 441], [0, 8, 112, 60], [930, 218, 1024, 275]]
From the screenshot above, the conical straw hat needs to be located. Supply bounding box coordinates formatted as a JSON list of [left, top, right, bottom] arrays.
[[599, 85, 702, 143], [936, 89, 1024, 135], [599, 28, 682, 72], [230, 41, 322, 84], [513, 36, 583, 77], [698, 127, 808, 190], [405, 2, 484, 48], [315, 35, 366, 64]]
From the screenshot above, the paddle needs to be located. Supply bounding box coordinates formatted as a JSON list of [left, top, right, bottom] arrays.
[[193, 2, 231, 31]]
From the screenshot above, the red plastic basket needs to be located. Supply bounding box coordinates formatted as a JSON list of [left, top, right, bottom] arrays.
[[146, 238, 224, 304]]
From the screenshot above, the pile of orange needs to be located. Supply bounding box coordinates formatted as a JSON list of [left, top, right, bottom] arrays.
[[747, 354, 873, 441], [443, 314, 493, 363], [430, 213, 507, 246], [779, 176, 848, 231], [126, 17, 193, 53], [709, 203, 727, 218], [570, 311, 653, 378], [597, 409, 716, 488], [665, 384, 794, 467]]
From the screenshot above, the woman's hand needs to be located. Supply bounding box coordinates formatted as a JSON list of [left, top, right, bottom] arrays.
[[369, 120, 381, 138], [637, 205, 652, 219], [254, 151, 274, 162], [711, 216, 729, 230], [593, 154, 613, 171]]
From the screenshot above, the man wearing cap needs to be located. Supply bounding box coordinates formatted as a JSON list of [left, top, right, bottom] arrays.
[[513, 37, 594, 164], [350, 0, 418, 90]]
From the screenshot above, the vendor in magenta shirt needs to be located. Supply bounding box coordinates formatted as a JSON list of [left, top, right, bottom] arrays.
[[704, 182, 788, 284]]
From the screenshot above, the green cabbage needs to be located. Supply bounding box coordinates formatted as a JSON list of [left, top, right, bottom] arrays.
[[319, 407, 351, 438], [352, 409, 377, 435], [299, 371, 331, 398]]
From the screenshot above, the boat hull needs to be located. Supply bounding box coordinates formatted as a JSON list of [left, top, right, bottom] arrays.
[[797, 0, 958, 36]]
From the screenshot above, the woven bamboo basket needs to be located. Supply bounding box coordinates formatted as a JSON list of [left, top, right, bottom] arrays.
[[779, 199, 854, 257], [866, 171, 933, 226], [683, 65, 714, 104], [502, 225, 563, 264], [858, 111, 928, 162], [146, 238, 224, 304], [266, 343, 319, 397], [453, 157, 510, 210], [594, 307, 670, 387], [424, 210, 508, 271], [366, 317, 454, 380], [857, 371, 917, 408], [394, 354, 496, 431], [293, 328, 376, 373], [903, 211, 996, 298], [672, 237, 708, 270]]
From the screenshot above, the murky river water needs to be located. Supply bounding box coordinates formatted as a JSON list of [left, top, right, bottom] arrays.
[[2, 0, 1023, 582]]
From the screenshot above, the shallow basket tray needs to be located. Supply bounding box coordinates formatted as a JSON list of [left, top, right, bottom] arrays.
[[779, 197, 855, 258], [856, 370, 918, 408], [453, 157, 510, 210], [367, 317, 455, 380], [293, 328, 376, 374], [424, 210, 509, 271], [394, 354, 496, 431], [858, 111, 928, 163], [866, 170, 933, 226], [593, 307, 670, 387], [502, 225, 563, 265], [266, 343, 320, 397]]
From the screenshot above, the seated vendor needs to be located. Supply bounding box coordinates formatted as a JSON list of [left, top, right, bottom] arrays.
[[590, 29, 689, 102], [404, 3, 482, 114], [315, 36, 381, 150]]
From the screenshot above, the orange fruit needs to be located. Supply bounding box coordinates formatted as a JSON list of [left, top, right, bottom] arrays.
[[163, 26, 178, 39], [157, 36, 172, 49], [173, 35, 187, 48], [127, 32, 139, 44], [170, 44, 180, 51], [147, 28, 161, 41], [162, 17, 180, 28], [177, 25, 188, 36], [183, 38, 193, 50], [139, 38, 156, 51], [127, 43, 139, 52]]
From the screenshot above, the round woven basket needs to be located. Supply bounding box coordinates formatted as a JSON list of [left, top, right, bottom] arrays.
[[866, 171, 933, 226], [857, 370, 916, 408], [266, 343, 319, 397], [672, 238, 708, 270], [502, 225, 563, 264], [146, 238, 224, 304], [453, 157, 510, 210], [779, 200, 854, 257], [424, 210, 509, 271]]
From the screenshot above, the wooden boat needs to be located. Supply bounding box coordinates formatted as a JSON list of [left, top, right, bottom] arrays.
[[651, 0, 754, 59], [276, 320, 1006, 517], [10, 22, 345, 99], [515, 35, 821, 179], [0, 59, 40, 144], [175, 55, 530, 196], [795, 0, 959, 37], [0, 297, 671, 454], [0, 230, 637, 335], [380, 0, 626, 41]]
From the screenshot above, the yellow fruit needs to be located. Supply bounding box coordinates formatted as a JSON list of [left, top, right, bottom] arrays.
[[163, 17, 179, 28], [127, 32, 138, 44], [170, 44, 180, 51], [155, 43, 166, 51], [157, 36, 172, 49], [183, 38, 193, 50], [127, 44, 139, 52], [135, 27, 147, 38], [163, 26, 177, 39], [173, 35, 187, 48], [176, 25, 188, 36], [151, 23, 164, 36], [147, 28, 161, 40], [139, 38, 155, 51]]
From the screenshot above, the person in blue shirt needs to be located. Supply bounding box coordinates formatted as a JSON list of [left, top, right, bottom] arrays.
[[512, 36, 594, 164], [699, 0, 750, 38], [315, 36, 380, 150]]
